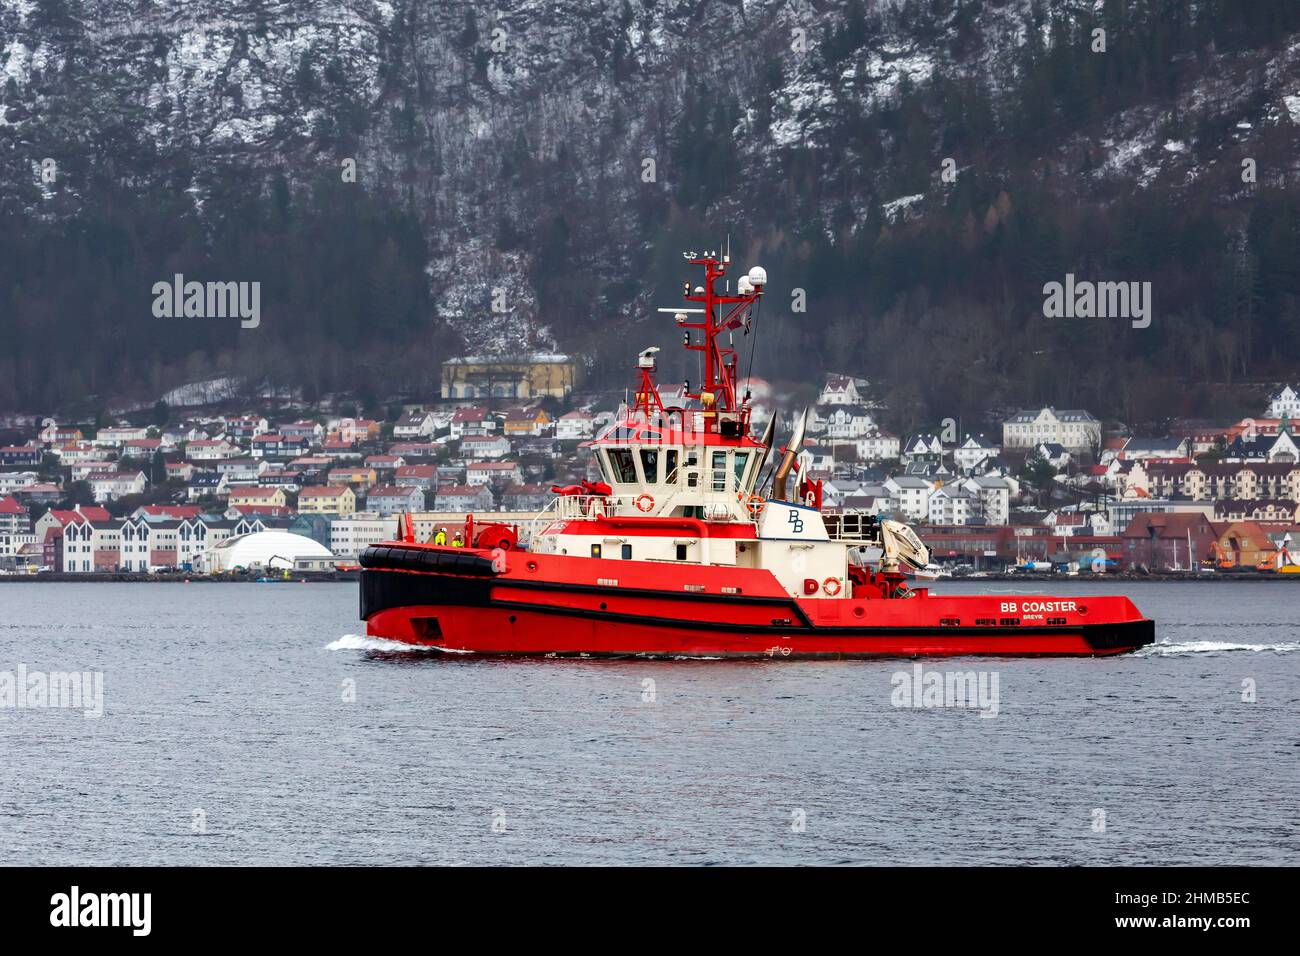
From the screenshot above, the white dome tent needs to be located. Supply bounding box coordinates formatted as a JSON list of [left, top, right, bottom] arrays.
[[201, 530, 335, 573]]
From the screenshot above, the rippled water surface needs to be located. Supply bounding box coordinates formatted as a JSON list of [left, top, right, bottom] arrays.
[[1, 581, 1297, 865]]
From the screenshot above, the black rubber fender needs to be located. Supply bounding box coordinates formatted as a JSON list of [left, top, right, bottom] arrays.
[[359, 545, 498, 577]]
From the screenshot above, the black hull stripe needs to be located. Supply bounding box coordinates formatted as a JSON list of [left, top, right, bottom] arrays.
[[480, 596, 1154, 647]]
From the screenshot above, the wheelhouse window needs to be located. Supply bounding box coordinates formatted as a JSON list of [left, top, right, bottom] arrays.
[[608, 448, 637, 484], [665, 450, 679, 484], [711, 451, 728, 491], [639, 448, 659, 483], [733, 451, 751, 489]]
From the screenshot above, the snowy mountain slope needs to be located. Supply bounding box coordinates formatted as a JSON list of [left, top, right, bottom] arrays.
[[2, 0, 1299, 418]]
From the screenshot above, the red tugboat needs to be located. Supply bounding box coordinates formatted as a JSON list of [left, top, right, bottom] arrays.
[[360, 250, 1154, 657]]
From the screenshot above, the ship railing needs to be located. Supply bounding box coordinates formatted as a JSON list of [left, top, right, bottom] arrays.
[[823, 510, 883, 545], [535, 494, 645, 522]]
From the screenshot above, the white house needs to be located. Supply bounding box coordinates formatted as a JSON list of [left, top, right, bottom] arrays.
[[433, 484, 495, 512], [214, 457, 267, 483], [119, 518, 164, 572], [330, 512, 399, 558], [466, 461, 523, 487], [0, 472, 39, 494], [0, 529, 36, 558], [961, 476, 1012, 525], [86, 471, 147, 503], [186, 439, 240, 461], [50, 442, 100, 464], [953, 434, 1000, 472], [449, 407, 496, 440], [94, 425, 150, 447], [1119, 436, 1190, 461], [393, 410, 437, 439], [61, 519, 122, 572], [927, 484, 975, 526], [365, 485, 425, 516], [1267, 385, 1300, 420], [822, 405, 877, 439], [280, 421, 325, 443], [70, 460, 117, 482], [884, 475, 933, 520], [556, 410, 595, 441], [1267, 430, 1300, 463], [854, 431, 901, 462], [225, 416, 270, 440], [1002, 407, 1100, 454], [819, 375, 865, 406], [459, 435, 511, 460], [393, 465, 438, 490], [0, 496, 32, 558]]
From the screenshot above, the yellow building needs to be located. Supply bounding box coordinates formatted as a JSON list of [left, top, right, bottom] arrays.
[[298, 485, 357, 516], [227, 487, 287, 509], [327, 467, 377, 491], [441, 353, 578, 400]]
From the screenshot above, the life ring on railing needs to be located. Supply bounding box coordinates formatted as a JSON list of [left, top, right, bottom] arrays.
[[737, 492, 765, 520], [823, 576, 842, 596], [634, 493, 655, 513]]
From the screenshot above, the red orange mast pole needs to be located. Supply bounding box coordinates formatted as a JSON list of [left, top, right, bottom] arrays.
[[681, 251, 764, 433]]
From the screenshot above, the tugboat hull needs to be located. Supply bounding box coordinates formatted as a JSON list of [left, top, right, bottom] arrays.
[[360, 545, 1154, 658]]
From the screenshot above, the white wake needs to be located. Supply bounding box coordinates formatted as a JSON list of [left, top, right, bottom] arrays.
[[1137, 639, 1300, 656], [324, 634, 470, 653]]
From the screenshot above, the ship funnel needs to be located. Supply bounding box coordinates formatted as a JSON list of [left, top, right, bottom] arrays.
[[773, 407, 809, 502]]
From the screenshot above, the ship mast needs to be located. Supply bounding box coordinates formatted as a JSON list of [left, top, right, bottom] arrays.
[[676, 250, 766, 434]]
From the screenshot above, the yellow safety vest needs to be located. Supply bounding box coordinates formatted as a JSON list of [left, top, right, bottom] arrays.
[[451, 539, 464, 548], [434, 531, 446, 545]]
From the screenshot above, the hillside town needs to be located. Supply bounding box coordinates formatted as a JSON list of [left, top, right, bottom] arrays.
[[4, 355, 1300, 577]]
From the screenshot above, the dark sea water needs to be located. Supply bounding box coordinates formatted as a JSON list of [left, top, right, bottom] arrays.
[[0, 580, 1296, 866]]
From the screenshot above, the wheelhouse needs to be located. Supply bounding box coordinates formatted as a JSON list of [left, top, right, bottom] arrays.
[[588, 422, 765, 518]]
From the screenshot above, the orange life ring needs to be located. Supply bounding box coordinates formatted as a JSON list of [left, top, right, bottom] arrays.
[[738, 492, 765, 519], [823, 576, 842, 596], [634, 493, 655, 513]]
